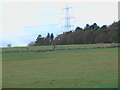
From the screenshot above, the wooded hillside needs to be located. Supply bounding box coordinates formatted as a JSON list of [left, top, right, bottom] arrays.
[[28, 21, 120, 46]]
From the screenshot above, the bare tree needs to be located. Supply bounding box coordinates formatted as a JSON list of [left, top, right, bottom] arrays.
[[7, 44, 11, 47]]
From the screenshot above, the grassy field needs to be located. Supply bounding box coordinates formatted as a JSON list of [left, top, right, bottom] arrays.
[[2, 47, 118, 88]]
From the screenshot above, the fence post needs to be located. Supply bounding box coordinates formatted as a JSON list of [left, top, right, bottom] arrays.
[[27, 47, 28, 52], [53, 45, 56, 51]]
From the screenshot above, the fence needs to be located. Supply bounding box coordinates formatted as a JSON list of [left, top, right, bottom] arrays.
[[2, 43, 119, 53]]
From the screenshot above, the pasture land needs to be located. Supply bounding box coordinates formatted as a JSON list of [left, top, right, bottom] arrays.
[[2, 47, 118, 88]]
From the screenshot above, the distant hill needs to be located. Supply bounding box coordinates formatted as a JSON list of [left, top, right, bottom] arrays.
[[28, 21, 120, 46]]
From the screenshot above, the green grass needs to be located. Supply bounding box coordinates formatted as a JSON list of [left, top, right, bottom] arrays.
[[2, 47, 118, 88]]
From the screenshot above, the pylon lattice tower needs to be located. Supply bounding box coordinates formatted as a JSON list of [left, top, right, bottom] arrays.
[[63, 5, 74, 31]]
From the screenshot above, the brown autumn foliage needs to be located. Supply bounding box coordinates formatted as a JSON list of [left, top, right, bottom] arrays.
[[52, 21, 119, 45], [28, 21, 119, 46]]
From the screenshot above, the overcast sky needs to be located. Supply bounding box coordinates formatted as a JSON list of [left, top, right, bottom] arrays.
[[0, 1, 118, 47]]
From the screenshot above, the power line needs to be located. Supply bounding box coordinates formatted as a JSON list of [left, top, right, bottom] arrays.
[[24, 23, 61, 28]]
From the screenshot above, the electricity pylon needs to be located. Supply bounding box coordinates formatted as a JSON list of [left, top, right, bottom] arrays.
[[62, 5, 75, 32]]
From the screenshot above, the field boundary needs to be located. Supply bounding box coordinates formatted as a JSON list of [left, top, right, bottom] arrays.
[[2, 43, 119, 53]]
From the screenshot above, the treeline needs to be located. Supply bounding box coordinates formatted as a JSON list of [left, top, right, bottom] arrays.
[[28, 21, 120, 46], [28, 33, 54, 46]]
